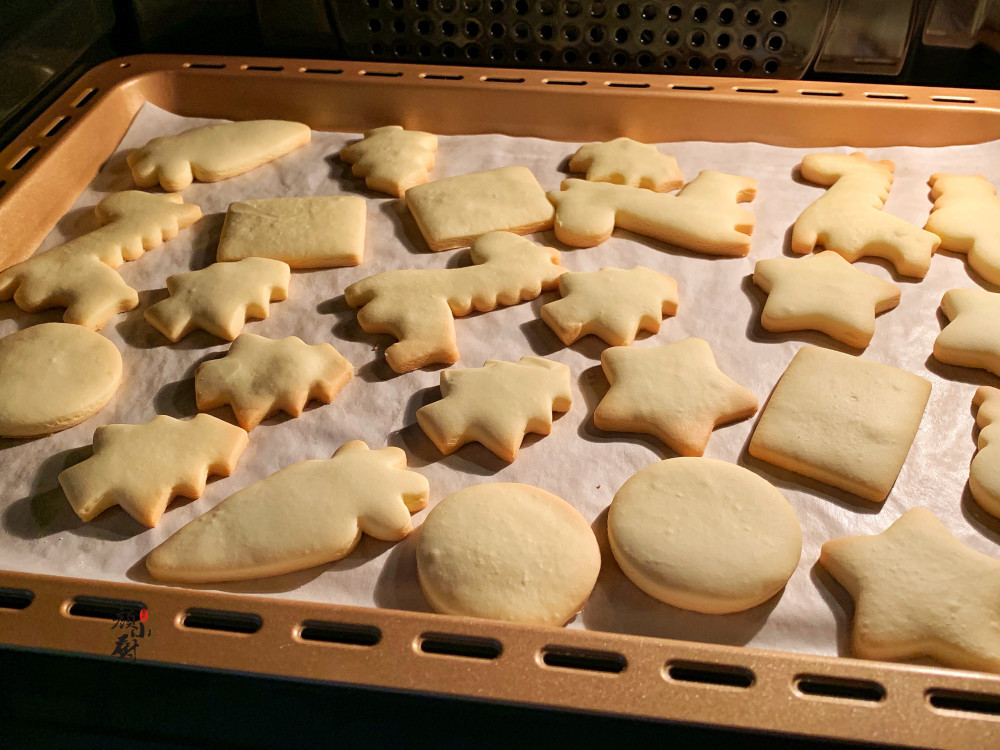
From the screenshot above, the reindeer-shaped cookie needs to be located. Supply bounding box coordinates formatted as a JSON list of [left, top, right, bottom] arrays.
[[791, 152, 940, 278], [0, 191, 202, 329], [344, 231, 567, 373], [145, 441, 430, 583], [547, 170, 757, 255]]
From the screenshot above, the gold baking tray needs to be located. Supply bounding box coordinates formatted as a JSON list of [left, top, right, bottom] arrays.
[[2, 54, 1000, 748]]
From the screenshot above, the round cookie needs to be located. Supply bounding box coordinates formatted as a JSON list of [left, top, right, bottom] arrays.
[[0, 323, 122, 438], [416, 483, 601, 626], [608, 457, 801, 614]]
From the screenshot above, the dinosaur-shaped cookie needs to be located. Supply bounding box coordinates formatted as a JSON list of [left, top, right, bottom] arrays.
[[791, 152, 941, 278], [568, 137, 684, 192], [128, 120, 311, 192], [0, 191, 202, 329], [144, 257, 290, 342], [344, 231, 567, 373], [416, 356, 572, 462], [59, 414, 248, 527], [340, 125, 438, 197], [196, 333, 354, 430], [546, 170, 757, 254], [145, 440, 430, 583], [971, 386, 1000, 519], [925, 174, 1000, 287]]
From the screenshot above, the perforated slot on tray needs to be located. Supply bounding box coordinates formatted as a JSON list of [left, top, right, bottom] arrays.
[[544, 79, 587, 85], [299, 67, 343, 74], [43, 116, 70, 137], [734, 87, 778, 94], [361, 70, 404, 77], [606, 81, 650, 88], [68, 596, 145, 621], [418, 632, 502, 660], [932, 96, 976, 104], [927, 689, 1000, 717], [182, 608, 262, 634], [670, 83, 713, 91], [9, 147, 39, 170], [482, 76, 525, 83], [865, 92, 909, 100], [795, 675, 885, 702], [183, 62, 226, 69], [540, 646, 627, 674], [72, 88, 99, 108], [298, 620, 381, 647], [422, 73, 465, 80], [666, 660, 754, 688], [242, 65, 283, 72], [800, 90, 844, 97], [0, 587, 34, 610]]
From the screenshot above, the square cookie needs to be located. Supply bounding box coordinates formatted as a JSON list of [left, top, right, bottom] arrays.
[[217, 196, 365, 268], [749, 347, 930, 502], [405, 166, 555, 251]]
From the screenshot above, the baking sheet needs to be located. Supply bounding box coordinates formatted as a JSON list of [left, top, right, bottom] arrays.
[[2, 102, 999, 660]]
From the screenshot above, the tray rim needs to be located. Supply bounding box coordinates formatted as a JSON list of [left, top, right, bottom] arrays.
[[3, 53, 1000, 749]]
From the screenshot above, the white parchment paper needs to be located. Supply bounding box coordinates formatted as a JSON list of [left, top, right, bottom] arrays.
[[3, 102, 1000, 660]]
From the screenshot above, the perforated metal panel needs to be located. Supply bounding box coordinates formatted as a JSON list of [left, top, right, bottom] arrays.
[[328, 1, 831, 78]]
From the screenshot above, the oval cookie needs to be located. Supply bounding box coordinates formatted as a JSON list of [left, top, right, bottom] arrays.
[[0, 323, 122, 438], [608, 457, 801, 614], [416, 483, 600, 626]]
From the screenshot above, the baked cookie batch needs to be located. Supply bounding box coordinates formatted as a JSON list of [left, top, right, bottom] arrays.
[[2, 120, 1000, 674]]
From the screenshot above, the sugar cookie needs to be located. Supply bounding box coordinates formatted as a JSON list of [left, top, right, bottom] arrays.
[[59, 414, 248, 527], [820, 508, 1000, 673], [547, 170, 756, 254], [609, 457, 801, 614], [416, 356, 572, 462], [405, 166, 555, 251], [0, 323, 121, 438], [146, 440, 428, 582], [540, 266, 678, 346], [216, 196, 365, 268], [971, 386, 1000, 519], [416, 483, 601, 626], [345, 231, 566, 373], [339, 125, 438, 197], [791, 152, 940, 278], [595, 338, 757, 456], [195, 333, 354, 430], [752, 251, 901, 348], [749, 346, 930, 502], [144, 257, 290, 342], [568, 137, 684, 192], [0, 192, 202, 330], [127, 120, 311, 192], [933, 288, 1000, 377], [925, 174, 1000, 286]]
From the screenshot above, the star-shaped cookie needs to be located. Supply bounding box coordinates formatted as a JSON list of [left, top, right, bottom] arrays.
[[196, 333, 354, 430], [933, 288, 1000, 377], [925, 174, 1000, 287], [820, 508, 1000, 673], [340, 125, 438, 197], [59, 414, 248, 527], [568, 137, 684, 192], [594, 338, 758, 456], [971, 386, 1000, 518], [540, 266, 678, 347], [416, 356, 572, 462], [752, 251, 901, 348], [144, 257, 290, 342], [145, 440, 430, 583]]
